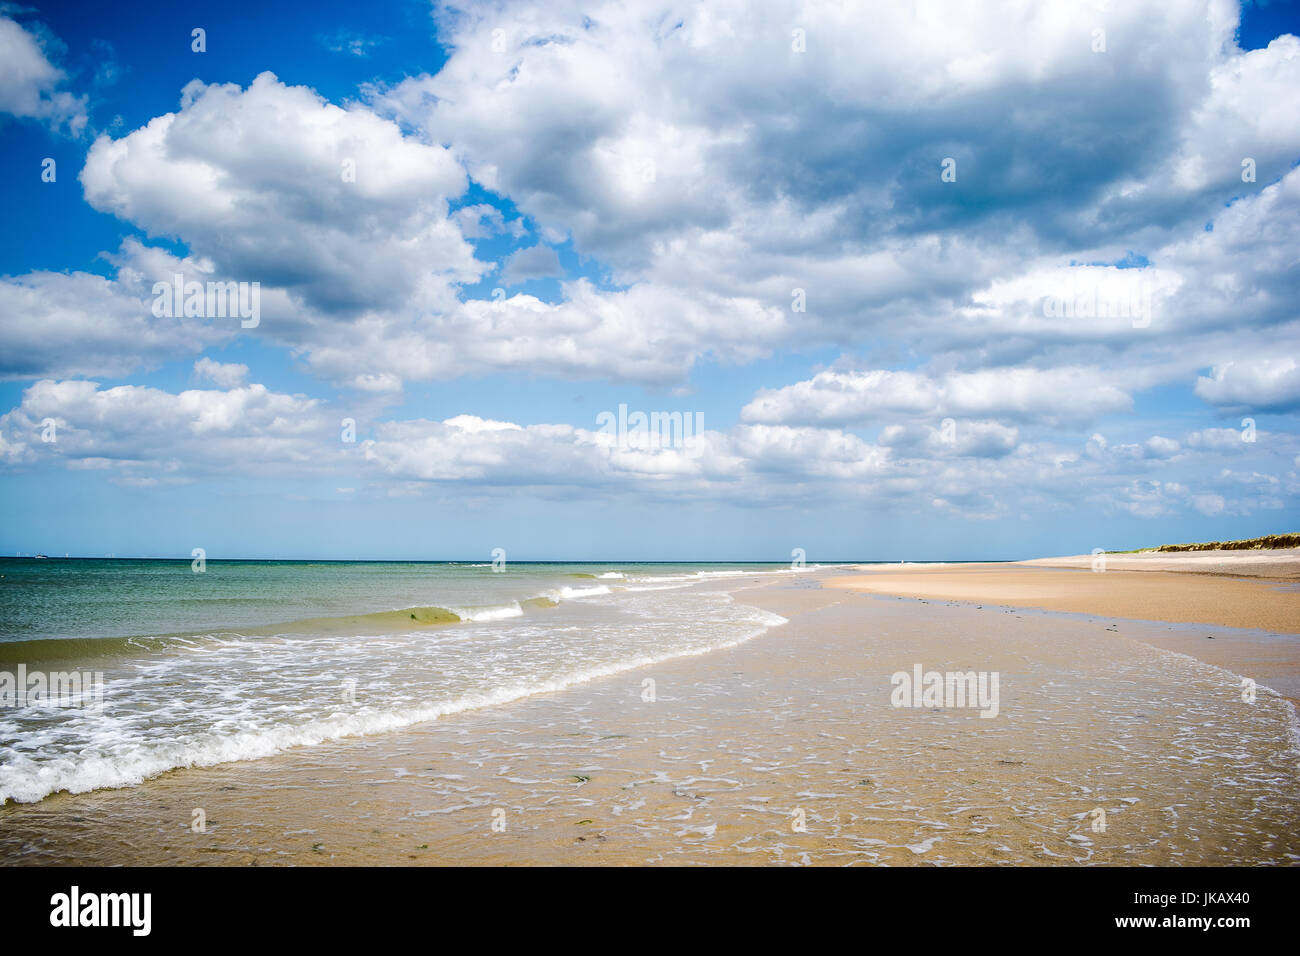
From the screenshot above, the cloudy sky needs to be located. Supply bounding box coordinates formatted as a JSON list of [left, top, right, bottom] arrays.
[[1, 0, 1297, 560]]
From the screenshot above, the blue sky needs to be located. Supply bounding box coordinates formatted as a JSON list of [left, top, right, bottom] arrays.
[[1, 0, 1298, 560]]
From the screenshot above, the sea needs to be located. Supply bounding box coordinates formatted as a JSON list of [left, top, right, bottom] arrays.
[[0, 558, 813, 804]]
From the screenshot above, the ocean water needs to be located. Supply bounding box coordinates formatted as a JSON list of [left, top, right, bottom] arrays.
[[0, 559, 806, 804]]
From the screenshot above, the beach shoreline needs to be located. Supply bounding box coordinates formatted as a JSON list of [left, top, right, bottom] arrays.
[[3, 565, 1298, 866], [825, 552, 1300, 706]]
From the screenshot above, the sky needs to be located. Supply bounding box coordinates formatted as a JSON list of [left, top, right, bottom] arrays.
[[0, 0, 1298, 561]]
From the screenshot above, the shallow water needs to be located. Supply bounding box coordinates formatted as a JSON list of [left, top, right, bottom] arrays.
[[0, 560, 814, 804], [2, 577, 1297, 866]]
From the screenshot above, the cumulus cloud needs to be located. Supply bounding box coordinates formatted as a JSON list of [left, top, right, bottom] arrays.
[[0, 379, 336, 482], [377, 0, 1295, 278], [741, 366, 1132, 427], [4, 374, 1291, 521], [1185, 426, 1254, 451], [0, 1, 1294, 532], [296, 278, 787, 387], [0, 15, 88, 135], [453, 203, 525, 239], [382, 0, 1229, 261], [10, 2, 1288, 402], [499, 244, 564, 284], [347, 0, 1300, 404], [69, 71, 784, 389], [1195, 358, 1300, 411], [879, 421, 1020, 459], [81, 72, 480, 317], [192, 358, 249, 388], [0, 253, 230, 381]]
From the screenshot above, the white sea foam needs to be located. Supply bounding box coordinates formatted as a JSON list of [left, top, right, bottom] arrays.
[[0, 585, 788, 805], [449, 602, 524, 622], [555, 585, 612, 600]]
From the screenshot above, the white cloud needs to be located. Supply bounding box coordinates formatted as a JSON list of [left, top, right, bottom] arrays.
[[741, 366, 1132, 427], [0, 15, 88, 135], [1185, 426, 1253, 451], [1191, 492, 1226, 516], [499, 244, 564, 284], [349, 0, 1300, 402], [1144, 436, 1182, 459], [192, 358, 249, 388], [453, 203, 525, 239], [879, 420, 1020, 459], [298, 279, 787, 387], [5, 375, 1291, 522], [2, 2, 1285, 406], [81, 72, 480, 318], [1195, 358, 1300, 411], [0, 1, 1295, 533], [0, 379, 335, 482], [0, 259, 229, 381]]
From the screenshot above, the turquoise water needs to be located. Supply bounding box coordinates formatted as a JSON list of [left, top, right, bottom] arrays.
[[0, 558, 814, 803], [0, 558, 795, 642]]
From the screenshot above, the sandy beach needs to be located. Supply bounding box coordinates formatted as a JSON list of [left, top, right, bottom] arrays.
[[827, 551, 1300, 634], [2, 558, 1298, 867], [827, 551, 1300, 705]]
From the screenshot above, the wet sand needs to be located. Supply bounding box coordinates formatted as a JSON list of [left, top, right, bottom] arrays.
[[826, 555, 1300, 705], [827, 559, 1300, 634], [3, 572, 1298, 866]]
